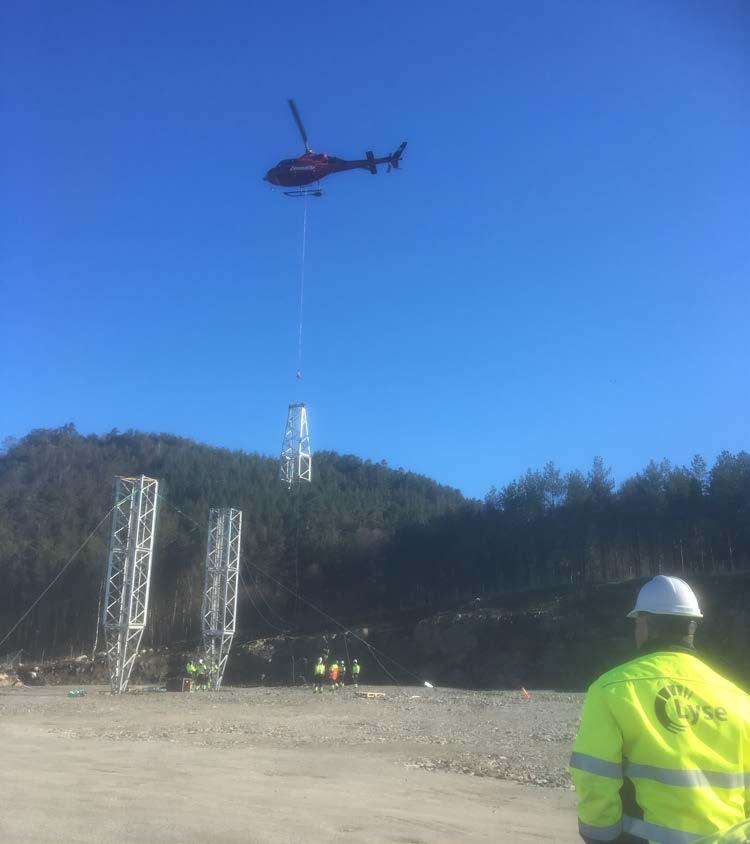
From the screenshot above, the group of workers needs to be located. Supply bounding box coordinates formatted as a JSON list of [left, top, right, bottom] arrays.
[[184, 654, 361, 694], [184, 657, 211, 690], [313, 657, 361, 693]]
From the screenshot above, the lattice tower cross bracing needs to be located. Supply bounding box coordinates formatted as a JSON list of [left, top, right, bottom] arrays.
[[102, 476, 159, 694], [202, 508, 242, 690], [280, 402, 312, 486]]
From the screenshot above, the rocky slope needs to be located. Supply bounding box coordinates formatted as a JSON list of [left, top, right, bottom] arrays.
[[22, 573, 750, 692]]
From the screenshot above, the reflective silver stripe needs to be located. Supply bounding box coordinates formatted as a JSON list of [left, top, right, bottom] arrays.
[[624, 762, 746, 789], [745, 772, 750, 788], [623, 816, 703, 844], [570, 752, 622, 779], [578, 818, 623, 841]]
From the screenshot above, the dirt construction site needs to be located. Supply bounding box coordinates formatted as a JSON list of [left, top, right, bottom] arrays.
[[1, 684, 583, 843]]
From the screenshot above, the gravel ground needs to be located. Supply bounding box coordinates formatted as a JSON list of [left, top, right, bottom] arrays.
[[0, 684, 583, 843], [12, 686, 581, 788]]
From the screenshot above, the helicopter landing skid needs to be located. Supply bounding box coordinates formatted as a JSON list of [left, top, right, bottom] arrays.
[[283, 187, 323, 198]]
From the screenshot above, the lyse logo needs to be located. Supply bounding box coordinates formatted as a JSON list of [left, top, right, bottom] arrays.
[[654, 684, 729, 734], [672, 700, 728, 725]]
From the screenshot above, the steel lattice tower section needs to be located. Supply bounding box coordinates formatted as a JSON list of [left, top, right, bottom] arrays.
[[202, 508, 242, 691], [102, 476, 159, 694], [279, 402, 312, 486]]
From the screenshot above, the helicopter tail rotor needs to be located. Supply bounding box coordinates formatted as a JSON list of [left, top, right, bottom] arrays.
[[387, 141, 407, 173]]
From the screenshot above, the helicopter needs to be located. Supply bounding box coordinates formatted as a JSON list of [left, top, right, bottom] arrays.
[[264, 100, 407, 197]]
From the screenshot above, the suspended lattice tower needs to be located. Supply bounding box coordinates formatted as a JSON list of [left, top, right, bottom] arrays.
[[102, 475, 159, 694], [280, 402, 312, 485], [202, 507, 242, 691]]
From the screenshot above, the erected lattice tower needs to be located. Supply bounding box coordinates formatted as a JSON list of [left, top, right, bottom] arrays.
[[202, 507, 242, 691], [102, 476, 159, 694], [279, 402, 312, 486]]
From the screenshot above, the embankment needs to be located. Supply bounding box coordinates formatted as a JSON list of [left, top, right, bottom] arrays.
[[25, 573, 750, 690]]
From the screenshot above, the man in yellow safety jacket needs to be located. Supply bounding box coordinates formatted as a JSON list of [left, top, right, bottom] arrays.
[[313, 657, 326, 694], [185, 657, 198, 691], [570, 575, 750, 844], [195, 658, 208, 690]]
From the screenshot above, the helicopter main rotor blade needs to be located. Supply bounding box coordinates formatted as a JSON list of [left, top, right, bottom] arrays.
[[288, 99, 311, 152]]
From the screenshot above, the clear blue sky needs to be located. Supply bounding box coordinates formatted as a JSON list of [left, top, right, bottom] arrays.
[[2, 1, 748, 499]]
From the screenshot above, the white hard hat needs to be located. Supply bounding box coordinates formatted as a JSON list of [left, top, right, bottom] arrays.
[[627, 575, 703, 619]]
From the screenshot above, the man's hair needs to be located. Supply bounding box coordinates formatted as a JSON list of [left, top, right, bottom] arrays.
[[642, 612, 698, 641]]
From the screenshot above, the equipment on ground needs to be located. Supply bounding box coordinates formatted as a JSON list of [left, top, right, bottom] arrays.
[[627, 575, 703, 619], [264, 100, 407, 197], [167, 676, 192, 692], [16, 664, 44, 686]]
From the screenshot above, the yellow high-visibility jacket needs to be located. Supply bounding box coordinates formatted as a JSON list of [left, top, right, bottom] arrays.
[[570, 647, 750, 844], [314, 663, 326, 676]]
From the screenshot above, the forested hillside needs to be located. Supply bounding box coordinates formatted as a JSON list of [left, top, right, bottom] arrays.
[[0, 426, 464, 655], [1, 426, 748, 658], [388, 451, 750, 606], [390, 453, 750, 609]]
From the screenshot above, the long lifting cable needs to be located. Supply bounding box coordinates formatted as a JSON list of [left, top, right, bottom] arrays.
[[0, 502, 118, 651], [292, 480, 301, 626], [296, 196, 308, 381]]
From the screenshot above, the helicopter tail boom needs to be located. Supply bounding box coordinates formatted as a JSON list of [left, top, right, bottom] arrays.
[[360, 142, 408, 174]]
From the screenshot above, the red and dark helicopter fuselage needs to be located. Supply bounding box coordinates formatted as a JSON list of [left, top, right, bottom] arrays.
[[264, 146, 406, 189], [265, 99, 405, 195]]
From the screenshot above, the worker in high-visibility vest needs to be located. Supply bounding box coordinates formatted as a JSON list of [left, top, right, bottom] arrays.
[[313, 657, 326, 694], [352, 659, 361, 687], [195, 658, 208, 691], [185, 658, 197, 691], [570, 575, 750, 844], [328, 660, 340, 690]]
